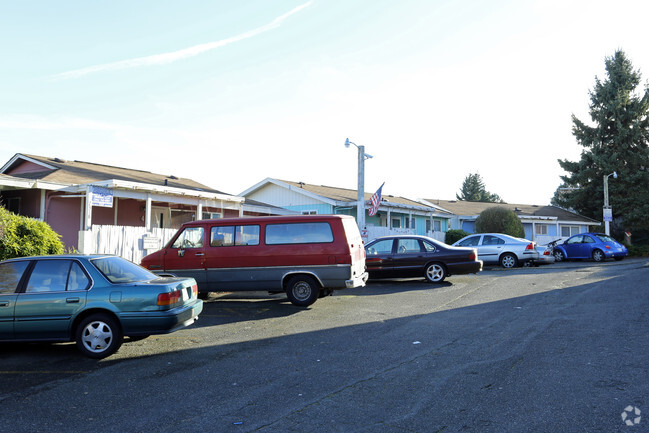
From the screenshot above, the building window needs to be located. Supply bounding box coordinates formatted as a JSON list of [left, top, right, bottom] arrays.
[[535, 224, 549, 235], [434, 220, 442, 232], [426, 219, 432, 232], [302, 210, 317, 215], [202, 212, 222, 220], [392, 218, 401, 229], [561, 225, 580, 237]]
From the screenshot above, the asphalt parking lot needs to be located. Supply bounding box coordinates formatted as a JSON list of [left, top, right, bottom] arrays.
[[1, 258, 648, 432]]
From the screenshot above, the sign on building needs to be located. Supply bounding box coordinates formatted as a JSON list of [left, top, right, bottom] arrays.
[[90, 186, 113, 208]]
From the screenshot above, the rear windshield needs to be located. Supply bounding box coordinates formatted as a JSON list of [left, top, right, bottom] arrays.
[[91, 256, 157, 283], [265, 222, 334, 245]]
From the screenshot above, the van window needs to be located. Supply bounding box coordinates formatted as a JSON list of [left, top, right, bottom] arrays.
[[265, 222, 334, 245], [211, 225, 260, 247], [171, 227, 204, 248]]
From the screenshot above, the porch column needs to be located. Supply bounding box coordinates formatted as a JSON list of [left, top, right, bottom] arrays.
[[39, 190, 46, 222], [197, 201, 203, 220], [84, 186, 93, 230], [145, 194, 152, 231]]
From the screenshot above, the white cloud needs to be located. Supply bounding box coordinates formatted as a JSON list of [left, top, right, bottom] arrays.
[[50, 1, 313, 80]]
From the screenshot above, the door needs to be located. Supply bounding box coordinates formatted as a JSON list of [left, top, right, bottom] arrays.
[[392, 238, 425, 277], [13, 260, 88, 340], [365, 238, 396, 277], [563, 235, 584, 258], [0, 261, 30, 339], [163, 226, 207, 286], [479, 235, 506, 263]]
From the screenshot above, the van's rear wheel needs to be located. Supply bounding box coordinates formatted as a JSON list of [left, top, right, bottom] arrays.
[[285, 275, 320, 307]]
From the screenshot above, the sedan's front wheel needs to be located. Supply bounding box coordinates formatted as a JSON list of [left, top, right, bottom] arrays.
[[75, 314, 123, 359], [424, 263, 446, 283]]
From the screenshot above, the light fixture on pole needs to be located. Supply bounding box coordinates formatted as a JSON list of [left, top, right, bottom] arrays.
[[345, 138, 373, 230], [603, 171, 617, 235]]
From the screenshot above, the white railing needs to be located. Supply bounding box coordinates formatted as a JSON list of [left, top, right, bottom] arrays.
[[364, 226, 447, 243], [78, 225, 177, 264]]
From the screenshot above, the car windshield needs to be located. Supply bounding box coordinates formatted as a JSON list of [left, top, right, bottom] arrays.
[[91, 256, 157, 283]]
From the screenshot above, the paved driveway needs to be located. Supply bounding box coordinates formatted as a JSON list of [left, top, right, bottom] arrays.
[[1, 259, 647, 432]]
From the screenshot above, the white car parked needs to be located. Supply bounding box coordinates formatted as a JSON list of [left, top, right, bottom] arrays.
[[452, 233, 539, 268]]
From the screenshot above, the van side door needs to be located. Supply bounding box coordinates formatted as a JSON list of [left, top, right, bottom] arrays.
[[163, 226, 207, 287]]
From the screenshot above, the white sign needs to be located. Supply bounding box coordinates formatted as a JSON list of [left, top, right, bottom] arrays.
[[603, 207, 613, 222], [142, 236, 160, 250], [90, 186, 113, 208]]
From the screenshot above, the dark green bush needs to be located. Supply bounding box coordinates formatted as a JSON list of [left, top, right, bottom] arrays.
[[0, 207, 64, 260], [475, 207, 525, 238], [445, 229, 470, 245]]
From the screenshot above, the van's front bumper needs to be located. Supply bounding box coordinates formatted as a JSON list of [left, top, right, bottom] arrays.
[[346, 272, 369, 288]]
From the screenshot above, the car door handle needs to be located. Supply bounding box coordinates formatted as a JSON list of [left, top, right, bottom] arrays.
[[66, 297, 80, 304], [195, 253, 205, 257], [0, 301, 9, 307]]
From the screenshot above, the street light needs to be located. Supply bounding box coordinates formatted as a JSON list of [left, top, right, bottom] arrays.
[[345, 138, 373, 231], [603, 171, 617, 235]]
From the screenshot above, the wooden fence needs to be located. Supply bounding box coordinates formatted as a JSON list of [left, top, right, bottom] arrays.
[[79, 225, 178, 264]]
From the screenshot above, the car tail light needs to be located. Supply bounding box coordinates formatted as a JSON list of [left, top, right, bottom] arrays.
[[525, 243, 535, 250], [543, 250, 551, 256], [157, 290, 181, 306], [469, 251, 477, 260], [605, 245, 611, 250], [192, 284, 198, 298]]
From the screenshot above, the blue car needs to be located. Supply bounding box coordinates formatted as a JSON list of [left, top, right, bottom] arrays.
[[553, 233, 628, 262]]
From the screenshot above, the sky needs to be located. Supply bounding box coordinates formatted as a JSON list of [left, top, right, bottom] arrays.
[[2, 0, 649, 205]]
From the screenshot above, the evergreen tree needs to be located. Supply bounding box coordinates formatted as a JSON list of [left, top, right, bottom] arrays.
[[456, 173, 504, 203], [554, 50, 649, 237]]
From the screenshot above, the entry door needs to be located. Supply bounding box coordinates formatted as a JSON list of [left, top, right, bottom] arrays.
[[164, 226, 207, 287]]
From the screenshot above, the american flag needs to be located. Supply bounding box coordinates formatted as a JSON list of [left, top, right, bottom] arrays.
[[368, 183, 384, 216]]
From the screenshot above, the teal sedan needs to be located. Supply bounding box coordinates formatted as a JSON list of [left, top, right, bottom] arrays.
[[0, 255, 203, 359]]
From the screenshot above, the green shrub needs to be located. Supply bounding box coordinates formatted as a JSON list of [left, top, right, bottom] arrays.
[[625, 244, 649, 257], [0, 207, 64, 260], [475, 207, 525, 238], [445, 229, 470, 245]]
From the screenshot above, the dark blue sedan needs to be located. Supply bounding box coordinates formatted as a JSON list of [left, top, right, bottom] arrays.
[[553, 233, 628, 262]]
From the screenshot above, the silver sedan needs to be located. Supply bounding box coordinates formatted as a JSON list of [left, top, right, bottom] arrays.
[[452, 233, 539, 268]]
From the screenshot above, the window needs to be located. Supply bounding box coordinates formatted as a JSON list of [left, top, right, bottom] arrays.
[[458, 236, 480, 247], [392, 218, 401, 229], [426, 219, 431, 232], [397, 239, 421, 254], [202, 212, 222, 220], [367, 239, 393, 255], [566, 235, 583, 244], [433, 220, 442, 232], [68, 262, 91, 291], [0, 261, 29, 294], [7, 197, 20, 214], [561, 226, 580, 237], [482, 235, 505, 246], [171, 227, 204, 248], [535, 224, 549, 235], [266, 222, 333, 245], [92, 257, 156, 283], [211, 225, 260, 246], [25, 260, 89, 292], [210, 226, 234, 246], [423, 240, 437, 252], [301, 210, 317, 215]]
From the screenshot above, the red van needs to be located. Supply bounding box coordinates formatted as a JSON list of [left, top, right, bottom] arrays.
[[141, 215, 368, 306]]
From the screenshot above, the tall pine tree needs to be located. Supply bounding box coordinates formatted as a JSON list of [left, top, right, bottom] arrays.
[[554, 50, 649, 239], [456, 173, 503, 203]]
